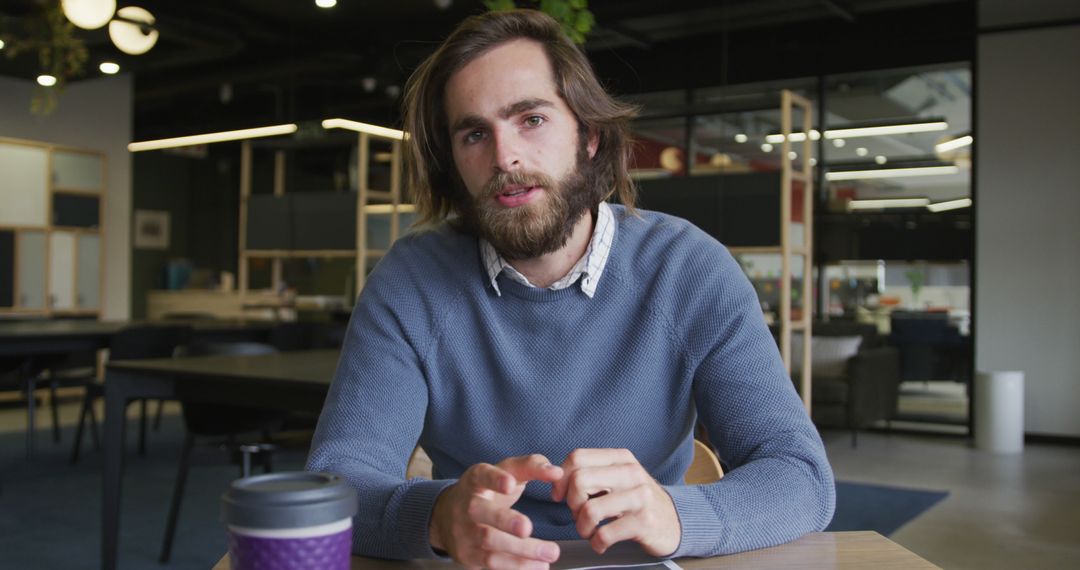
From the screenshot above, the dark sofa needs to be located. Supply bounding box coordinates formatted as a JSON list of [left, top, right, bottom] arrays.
[[774, 320, 901, 446]]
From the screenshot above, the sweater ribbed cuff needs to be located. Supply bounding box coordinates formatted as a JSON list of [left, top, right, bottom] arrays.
[[395, 478, 457, 559], [663, 484, 726, 558]]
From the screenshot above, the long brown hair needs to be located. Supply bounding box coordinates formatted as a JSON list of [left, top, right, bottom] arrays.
[[402, 9, 640, 226]]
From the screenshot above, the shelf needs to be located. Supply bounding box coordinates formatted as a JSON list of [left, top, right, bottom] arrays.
[[365, 190, 395, 201], [245, 249, 357, 258], [363, 203, 415, 215], [728, 246, 808, 256], [789, 170, 811, 184]]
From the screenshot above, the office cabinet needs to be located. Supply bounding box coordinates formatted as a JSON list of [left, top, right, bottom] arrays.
[[49, 231, 76, 310], [52, 150, 104, 191], [0, 230, 13, 307], [17, 231, 47, 310], [76, 234, 100, 310], [0, 142, 49, 226], [0, 138, 105, 316]]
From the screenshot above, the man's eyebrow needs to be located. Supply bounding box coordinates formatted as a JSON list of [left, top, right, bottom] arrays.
[[449, 98, 556, 134], [499, 98, 555, 119]]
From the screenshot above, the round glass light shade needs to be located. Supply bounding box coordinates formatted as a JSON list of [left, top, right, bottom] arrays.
[[62, 0, 116, 30], [109, 6, 159, 55]]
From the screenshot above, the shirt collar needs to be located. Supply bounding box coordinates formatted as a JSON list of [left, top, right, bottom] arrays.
[[481, 201, 615, 298]]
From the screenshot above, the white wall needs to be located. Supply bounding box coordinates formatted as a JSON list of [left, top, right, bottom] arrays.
[[976, 23, 1080, 437], [0, 75, 132, 320]]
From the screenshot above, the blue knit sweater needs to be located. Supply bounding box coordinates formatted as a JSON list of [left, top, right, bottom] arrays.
[[306, 205, 834, 559]]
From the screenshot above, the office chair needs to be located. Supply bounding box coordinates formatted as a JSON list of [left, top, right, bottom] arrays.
[[159, 341, 285, 563], [69, 324, 193, 464]]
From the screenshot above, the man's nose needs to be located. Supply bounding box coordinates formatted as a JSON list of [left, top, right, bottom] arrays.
[[491, 128, 522, 172]]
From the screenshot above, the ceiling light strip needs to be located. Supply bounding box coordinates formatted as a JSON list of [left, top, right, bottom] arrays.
[[927, 198, 973, 212], [935, 135, 973, 153], [824, 121, 948, 139], [765, 121, 949, 143], [826, 165, 959, 181], [848, 198, 931, 210], [322, 118, 406, 140], [128, 124, 299, 152]]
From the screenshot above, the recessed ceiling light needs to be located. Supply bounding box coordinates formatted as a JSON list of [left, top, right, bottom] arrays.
[[855, 147, 868, 157], [761, 143, 773, 152], [99, 62, 120, 74], [874, 155, 887, 165], [809, 157, 818, 167], [788, 151, 797, 160], [734, 133, 748, 143], [37, 75, 57, 87], [316, 0, 337, 7], [0, 39, 6, 50], [832, 138, 845, 148]]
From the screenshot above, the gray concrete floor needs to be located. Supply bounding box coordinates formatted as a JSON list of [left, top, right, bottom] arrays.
[[822, 428, 1080, 569], [3, 393, 1079, 569]]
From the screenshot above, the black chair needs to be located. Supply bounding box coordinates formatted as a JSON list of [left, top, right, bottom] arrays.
[[70, 325, 193, 463], [268, 321, 348, 351], [159, 341, 284, 563], [3, 349, 99, 458]]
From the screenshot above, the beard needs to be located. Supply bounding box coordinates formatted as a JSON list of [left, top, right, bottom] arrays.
[[456, 142, 606, 260]]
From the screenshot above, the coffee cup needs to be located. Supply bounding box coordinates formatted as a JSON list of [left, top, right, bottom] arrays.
[[222, 471, 357, 570]]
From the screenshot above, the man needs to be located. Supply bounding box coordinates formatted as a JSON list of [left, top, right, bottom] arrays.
[[307, 9, 834, 569]]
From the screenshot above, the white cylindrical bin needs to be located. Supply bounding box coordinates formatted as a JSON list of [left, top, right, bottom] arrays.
[[975, 371, 1025, 453]]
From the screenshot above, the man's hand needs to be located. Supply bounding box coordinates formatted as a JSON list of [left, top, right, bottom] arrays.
[[552, 448, 681, 557], [430, 455, 564, 570]]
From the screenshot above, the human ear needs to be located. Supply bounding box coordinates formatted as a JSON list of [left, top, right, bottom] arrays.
[[586, 128, 599, 159]]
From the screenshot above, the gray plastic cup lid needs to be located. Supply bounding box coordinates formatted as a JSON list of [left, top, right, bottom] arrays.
[[222, 471, 358, 530]]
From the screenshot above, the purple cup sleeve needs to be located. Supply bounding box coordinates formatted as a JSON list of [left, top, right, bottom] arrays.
[[228, 524, 351, 570]]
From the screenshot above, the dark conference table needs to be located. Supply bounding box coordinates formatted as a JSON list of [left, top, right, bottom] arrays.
[[101, 349, 340, 570], [0, 318, 275, 456]]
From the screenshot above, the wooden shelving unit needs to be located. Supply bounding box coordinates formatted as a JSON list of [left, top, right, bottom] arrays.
[[780, 89, 815, 412], [237, 122, 412, 301]]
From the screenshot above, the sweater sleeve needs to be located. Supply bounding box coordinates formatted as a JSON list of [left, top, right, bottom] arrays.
[[305, 263, 454, 560], [663, 245, 835, 557]]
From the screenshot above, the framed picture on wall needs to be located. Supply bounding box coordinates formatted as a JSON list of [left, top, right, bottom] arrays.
[[133, 209, 170, 250]]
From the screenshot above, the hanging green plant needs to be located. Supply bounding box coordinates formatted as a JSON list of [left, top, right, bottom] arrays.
[[3, 1, 89, 115], [483, 0, 595, 44]]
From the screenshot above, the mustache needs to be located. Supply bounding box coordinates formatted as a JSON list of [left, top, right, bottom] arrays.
[[482, 170, 558, 200]]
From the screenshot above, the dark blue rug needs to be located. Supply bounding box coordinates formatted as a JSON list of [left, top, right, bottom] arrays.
[[0, 415, 308, 570], [826, 480, 949, 536]]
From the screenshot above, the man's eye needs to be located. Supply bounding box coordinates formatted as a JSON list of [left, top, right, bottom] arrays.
[[464, 130, 484, 144], [524, 115, 545, 127]]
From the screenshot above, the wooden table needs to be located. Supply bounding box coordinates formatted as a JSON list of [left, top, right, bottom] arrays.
[[212, 532, 939, 569], [101, 349, 341, 570], [0, 318, 274, 457]]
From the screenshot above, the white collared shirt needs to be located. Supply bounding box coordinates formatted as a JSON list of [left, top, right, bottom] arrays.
[[480, 201, 615, 298]]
